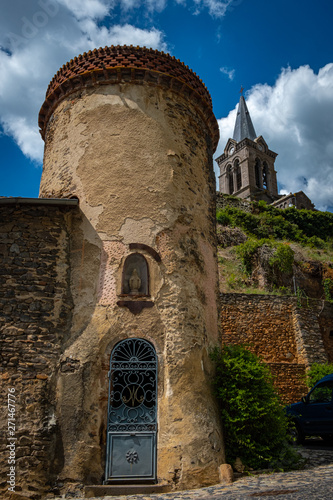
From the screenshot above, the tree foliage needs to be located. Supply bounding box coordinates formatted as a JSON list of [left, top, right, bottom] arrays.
[[216, 202, 333, 247], [323, 278, 333, 302], [210, 345, 301, 470], [305, 363, 333, 388], [235, 238, 295, 276]]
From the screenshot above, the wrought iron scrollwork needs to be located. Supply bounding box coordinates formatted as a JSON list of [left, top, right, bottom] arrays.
[[108, 339, 157, 433]]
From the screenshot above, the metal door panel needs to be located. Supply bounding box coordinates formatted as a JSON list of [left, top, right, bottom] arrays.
[[107, 433, 156, 479]]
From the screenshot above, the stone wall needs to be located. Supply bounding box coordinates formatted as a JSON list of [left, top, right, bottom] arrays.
[[220, 293, 333, 403], [0, 201, 75, 499], [216, 193, 252, 213], [319, 301, 333, 363]]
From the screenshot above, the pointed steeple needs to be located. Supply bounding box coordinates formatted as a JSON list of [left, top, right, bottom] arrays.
[[233, 95, 257, 142]]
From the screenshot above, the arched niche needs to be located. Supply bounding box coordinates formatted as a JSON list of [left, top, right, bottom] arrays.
[[121, 253, 149, 296]]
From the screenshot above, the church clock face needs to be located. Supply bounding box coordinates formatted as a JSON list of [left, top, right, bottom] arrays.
[[229, 146, 235, 155], [258, 144, 263, 151]]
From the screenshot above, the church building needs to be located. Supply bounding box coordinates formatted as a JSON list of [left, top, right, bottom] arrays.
[[216, 95, 314, 210]]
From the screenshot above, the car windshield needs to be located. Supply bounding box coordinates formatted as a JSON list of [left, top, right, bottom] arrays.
[[308, 380, 333, 404]]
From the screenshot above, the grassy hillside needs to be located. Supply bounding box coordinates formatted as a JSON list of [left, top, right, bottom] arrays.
[[216, 197, 333, 299]]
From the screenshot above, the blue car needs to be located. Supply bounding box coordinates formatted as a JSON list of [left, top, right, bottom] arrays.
[[285, 373, 333, 444]]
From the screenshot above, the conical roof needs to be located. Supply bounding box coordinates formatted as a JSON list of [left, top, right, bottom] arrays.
[[233, 95, 257, 142]]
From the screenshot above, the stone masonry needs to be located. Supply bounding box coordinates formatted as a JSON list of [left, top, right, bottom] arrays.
[[0, 200, 76, 497], [221, 293, 333, 403]]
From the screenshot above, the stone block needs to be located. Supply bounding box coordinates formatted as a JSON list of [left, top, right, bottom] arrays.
[[218, 463, 234, 484]]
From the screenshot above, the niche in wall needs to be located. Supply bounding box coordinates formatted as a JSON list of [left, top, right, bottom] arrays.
[[121, 253, 149, 296]]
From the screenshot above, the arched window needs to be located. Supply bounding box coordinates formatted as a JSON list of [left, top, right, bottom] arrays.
[[227, 165, 234, 194], [262, 162, 268, 189], [235, 159, 241, 191], [255, 158, 261, 188], [122, 253, 149, 295]]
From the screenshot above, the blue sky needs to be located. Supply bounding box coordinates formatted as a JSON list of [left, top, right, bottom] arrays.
[[1, 0, 333, 211]]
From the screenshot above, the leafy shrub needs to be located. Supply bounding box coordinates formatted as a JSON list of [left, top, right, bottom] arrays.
[[216, 210, 232, 226], [283, 208, 333, 241], [323, 278, 333, 302], [304, 235, 326, 249], [217, 202, 333, 245], [254, 213, 301, 241], [210, 345, 302, 470], [235, 238, 272, 274], [269, 243, 294, 274], [216, 207, 259, 233], [236, 239, 294, 276], [255, 200, 270, 212], [306, 363, 333, 387]]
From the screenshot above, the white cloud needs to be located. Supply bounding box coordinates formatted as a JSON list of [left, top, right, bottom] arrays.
[[193, 0, 234, 17], [117, 0, 235, 17], [220, 66, 235, 81], [118, 0, 234, 16], [57, 0, 112, 20], [216, 64, 333, 211], [119, 0, 167, 13], [0, 0, 242, 170], [0, 0, 167, 164], [1, 0, 237, 166]]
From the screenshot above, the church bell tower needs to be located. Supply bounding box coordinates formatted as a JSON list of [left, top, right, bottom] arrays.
[[216, 95, 279, 203]]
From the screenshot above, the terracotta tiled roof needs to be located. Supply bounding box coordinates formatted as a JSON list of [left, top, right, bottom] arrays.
[[38, 45, 219, 150]]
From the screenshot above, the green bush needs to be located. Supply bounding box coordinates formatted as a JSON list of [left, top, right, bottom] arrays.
[[306, 363, 333, 387], [304, 235, 326, 249], [323, 278, 333, 302], [216, 210, 232, 226], [210, 345, 301, 470], [216, 202, 333, 245], [235, 239, 294, 276], [283, 208, 333, 241], [269, 243, 294, 274], [216, 207, 259, 233], [235, 238, 272, 274]]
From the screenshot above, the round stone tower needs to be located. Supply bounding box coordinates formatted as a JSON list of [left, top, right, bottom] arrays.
[[38, 45, 224, 492]]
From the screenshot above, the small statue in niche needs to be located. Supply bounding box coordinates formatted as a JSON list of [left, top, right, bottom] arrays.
[[129, 268, 141, 294]]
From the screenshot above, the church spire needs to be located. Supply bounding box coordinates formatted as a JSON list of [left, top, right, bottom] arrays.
[[233, 95, 257, 142]]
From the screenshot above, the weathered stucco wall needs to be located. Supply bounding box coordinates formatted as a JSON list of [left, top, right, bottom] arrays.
[[0, 203, 74, 498], [38, 69, 224, 491], [220, 294, 333, 403]]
